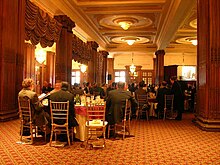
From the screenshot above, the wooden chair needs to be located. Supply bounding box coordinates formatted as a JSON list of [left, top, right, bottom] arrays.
[[49, 101, 74, 146], [114, 99, 132, 140], [163, 94, 174, 120], [18, 97, 46, 144], [136, 94, 149, 120], [85, 102, 108, 149]]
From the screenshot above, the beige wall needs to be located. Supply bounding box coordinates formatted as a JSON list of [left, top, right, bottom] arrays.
[[113, 52, 197, 70]]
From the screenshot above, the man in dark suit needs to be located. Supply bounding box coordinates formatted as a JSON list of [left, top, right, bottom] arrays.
[[156, 81, 171, 118], [49, 82, 78, 128], [170, 76, 184, 120], [106, 81, 138, 125]]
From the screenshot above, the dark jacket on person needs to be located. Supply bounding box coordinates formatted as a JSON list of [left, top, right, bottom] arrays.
[[18, 88, 49, 127], [171, 81, 184, 112], [156, 86, 171, 113], [135, 88, 148, 100], [106, 89, 138, 124], [49, 89, 78, 127]]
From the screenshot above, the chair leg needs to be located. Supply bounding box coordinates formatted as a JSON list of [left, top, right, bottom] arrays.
[[20, 121, 23, 142], [49, 127, 54, 146], [30, 126, 34, 144], [163, 109, 166, 120], [107, 125, 110, 138], [66, 127, 71, 146]]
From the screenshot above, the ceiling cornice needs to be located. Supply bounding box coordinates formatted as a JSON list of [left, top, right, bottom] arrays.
[[155, 0, 196, 50]]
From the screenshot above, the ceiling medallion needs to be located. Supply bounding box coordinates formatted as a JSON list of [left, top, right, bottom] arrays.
[[99, 15, 153, 30], [176, 36, 197, 46], [111, 36, 149, 45], [189, 19, 197, 29]]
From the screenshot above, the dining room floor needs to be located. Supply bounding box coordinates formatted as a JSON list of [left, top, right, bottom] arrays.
[[0, 112, 220, 165]]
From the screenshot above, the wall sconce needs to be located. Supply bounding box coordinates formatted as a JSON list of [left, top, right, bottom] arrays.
[[35, 49, 46, 64], [80, 64, 87, 73]]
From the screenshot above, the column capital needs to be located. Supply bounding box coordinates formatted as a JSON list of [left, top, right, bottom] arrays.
[[155, 49, 165, 56], [99, 51, 109, 58], [54, 15, 75, 32], [88, 41, 99, 51]]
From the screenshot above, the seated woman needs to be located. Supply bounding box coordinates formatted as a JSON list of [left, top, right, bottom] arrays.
[[18, 78, 50, 134]]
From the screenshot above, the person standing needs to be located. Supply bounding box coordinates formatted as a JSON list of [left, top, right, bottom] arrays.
[[156, 81, 171, 118], [170, 76, 184, 120]]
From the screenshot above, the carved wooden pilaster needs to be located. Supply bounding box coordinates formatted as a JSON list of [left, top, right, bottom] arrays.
[[155, 50, 165, 85], [107, 58, 114, 84], [153, 57, 156, 84], [55, 15, 75, 84], [194, 0, 220, 131], [0, 0, 25, 121], [100, 51, 109, 84], [24, 43, 36, 80], [87, 41, 99, 83], [46, 51, 55, 86]]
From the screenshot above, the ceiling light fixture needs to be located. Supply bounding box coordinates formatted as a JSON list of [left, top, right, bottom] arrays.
[[191, 39, 197, 46], [121, 37, 139, 46], [130, 53, 136, 74], [118, 21, 132, 30]]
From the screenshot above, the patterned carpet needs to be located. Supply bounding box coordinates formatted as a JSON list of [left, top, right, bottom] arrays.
[[0, 113, 220, 165]]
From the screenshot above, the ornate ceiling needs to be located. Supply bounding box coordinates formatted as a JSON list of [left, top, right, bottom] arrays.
[[31, 0, 197, 56]]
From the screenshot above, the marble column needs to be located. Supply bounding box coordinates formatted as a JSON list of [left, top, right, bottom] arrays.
[[155, 50, 165, 85], [194, 0, 220, 131], [54, 15, 75, 84]]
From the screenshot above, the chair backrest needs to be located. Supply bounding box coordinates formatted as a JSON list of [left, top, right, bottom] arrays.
[[18, 96, 32, 124], [50, 101, 69, 125], [164, 94, 174, 110], [124, 99, 131, 121], [86, 102, 106, 125], [137, 94, 148, 108]]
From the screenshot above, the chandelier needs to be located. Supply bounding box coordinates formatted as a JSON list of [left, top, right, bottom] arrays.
[[130, 53, 136, 74]]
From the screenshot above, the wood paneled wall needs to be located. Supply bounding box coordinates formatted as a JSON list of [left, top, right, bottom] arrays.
[[194, 0, 220, 131], [0, 0, 25, 121]]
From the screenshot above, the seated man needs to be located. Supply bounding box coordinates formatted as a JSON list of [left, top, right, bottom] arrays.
[[49, 81, 78, 128], [156, 81, 171, 118], [49, 82, 78, 142], [106, 81, 138, 125], [18, 78, 50, 135]]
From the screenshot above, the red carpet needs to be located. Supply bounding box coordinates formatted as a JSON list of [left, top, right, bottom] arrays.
[[0, 113, 220, 164]]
